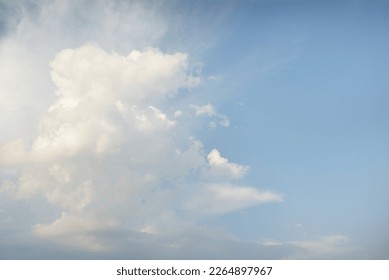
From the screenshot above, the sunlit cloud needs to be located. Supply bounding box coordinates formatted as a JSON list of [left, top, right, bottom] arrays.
[[0, 1, 283, 257], [2, 0, 384, 260]]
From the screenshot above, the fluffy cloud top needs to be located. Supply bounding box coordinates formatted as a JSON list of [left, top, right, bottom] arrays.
[[207, 149, 248, 179], [0, 1, 361, 260], [0, 43, 281, 255], [32, 45, 192, 160]]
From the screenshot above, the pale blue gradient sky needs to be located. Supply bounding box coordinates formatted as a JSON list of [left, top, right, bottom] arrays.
[[176, 0, 389, 258]]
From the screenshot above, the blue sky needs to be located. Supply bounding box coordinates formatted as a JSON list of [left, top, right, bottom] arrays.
[[0, 0, 388, 259]]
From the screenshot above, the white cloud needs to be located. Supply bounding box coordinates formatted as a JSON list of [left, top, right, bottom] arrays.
[[190, 104, 230, 129], [287, 235, 358, 259], [219, 116, 230, 127], [261, 239, 284, 247], [207, 75, 223, 82], [0, 0, 284, 258], [207, 149, 248, 179], [0, 139, 27, 166], [174, 110, 183, 118], [186, 183, 283, 215], [191, 104, 216, 116], [19, 44, 191, 162], [0, 42, 282, 254], [258, 235, 360, 259], [0, 0, 170, 147], [0, 39, 54, 147]]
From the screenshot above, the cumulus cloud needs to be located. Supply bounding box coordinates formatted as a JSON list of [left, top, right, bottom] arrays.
[[207, 149, 248, 179], [29, 45, 190, 161], [0, 0, 285, 258], [0, 41, 282, 255]]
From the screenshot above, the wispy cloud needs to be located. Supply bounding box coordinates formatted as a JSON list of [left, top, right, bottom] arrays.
[[287, 235, 359, 259], [186, 183, 283, 216], [190, 104, 230, 129]]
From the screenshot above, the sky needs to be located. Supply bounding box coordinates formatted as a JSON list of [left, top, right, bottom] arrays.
[[0, 0, 388, 259]]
